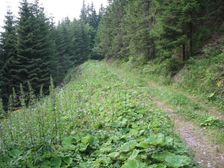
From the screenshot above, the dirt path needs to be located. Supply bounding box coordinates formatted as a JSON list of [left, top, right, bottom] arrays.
[[154, 98, 224, 168]]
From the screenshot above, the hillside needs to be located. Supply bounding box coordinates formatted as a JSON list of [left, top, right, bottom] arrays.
[[1, 59, 224, 167], [0, 61, 196, 167]]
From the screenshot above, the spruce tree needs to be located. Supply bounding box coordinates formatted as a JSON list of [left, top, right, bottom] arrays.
[[15, 0, 52, 95], [123, 0, 155, 60], [96, 0, 128, 59], [154, 0, 200, 61], [15, 0, 35, 93], [31, 0, 52, 92], [0, 10, 17, 111]]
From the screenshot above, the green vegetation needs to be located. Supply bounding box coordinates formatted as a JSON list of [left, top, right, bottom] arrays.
[[0, 61, 196, 167], [133, 45, 224, 111], [176, 52, 224, 110]]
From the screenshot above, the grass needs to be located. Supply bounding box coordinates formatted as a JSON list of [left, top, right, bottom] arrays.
[[0, 61, 196, 167]]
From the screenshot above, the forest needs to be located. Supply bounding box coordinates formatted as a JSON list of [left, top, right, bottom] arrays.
[[0, 0, 104, 111], [0, 0, 224, 167]]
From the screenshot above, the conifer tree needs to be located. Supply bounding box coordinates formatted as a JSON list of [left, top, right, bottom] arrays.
[[0, 10, 17, 111], [31, 0, 52, 92], [123, 0, 155, 60], [15, 0, 52, 95], [54, 20, 73, 83], [96, 0, 128, 59], [153, 0, 200, 61], [13, 0, 35, 96]]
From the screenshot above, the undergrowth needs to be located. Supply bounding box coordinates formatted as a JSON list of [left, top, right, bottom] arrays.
[[138, 44, 224, 110], [0, 61, 196, 167]]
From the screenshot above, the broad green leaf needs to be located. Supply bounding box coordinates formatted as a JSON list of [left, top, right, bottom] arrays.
[[120, 140, 138, 153], [51, 157, 62, 168], [165, 154, 191, 167], [109, 152, 120, 159], [63, 157, 73, 166], [79, 144, 89, 152], [128, 149, 140, 160], [62, 136, 75, 150], [81, 135, 94, 145], [149, 164, 167, 168], [152, 152, 191, 167], [62, 136, 74, 146], [9, 149, 22, 157], [40, 160, 51, 168], [152, 151, 171, 162], [121, 159, 148, 168], [138, 133, 167, 148]]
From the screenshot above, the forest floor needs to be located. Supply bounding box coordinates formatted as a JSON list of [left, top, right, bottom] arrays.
[[108, 62, 224, 168]]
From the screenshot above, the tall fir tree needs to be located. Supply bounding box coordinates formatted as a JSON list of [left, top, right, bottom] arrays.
[[0, 10, 17, 111], [15, 0, 52, 96], [31, 0, 53, 92]]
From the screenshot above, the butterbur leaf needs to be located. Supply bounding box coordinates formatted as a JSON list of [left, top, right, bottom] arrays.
[[94, 156, 111, 165], [138, 134, 166, 149], [9, 149, 22, 157], [138, 141, 151, 149], [146, 133, 166, 146], [79, 162, 92, 168], [149, 164, 167, 168], [121, 159, 148, 168], [79, 144, 89, 152], [81, 135, 94, 145], [63, 157, 72, 166], [165, 154, 191, 167], [40, 160, 51, 168], [152, 151, 171, 162], [51, 157, 62, 168], [62, 136, 74, 146], [128, 149, 140, 160], [152, 152, 191, 167], [109, 152, 120, 159], [119, 153, 128, 161], [129, 128, 139, 136], [120, 140, 138, 153], [62, 136, 75, 150]]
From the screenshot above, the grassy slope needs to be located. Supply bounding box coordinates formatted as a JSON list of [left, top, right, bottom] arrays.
[[0, 61, 196, 168]]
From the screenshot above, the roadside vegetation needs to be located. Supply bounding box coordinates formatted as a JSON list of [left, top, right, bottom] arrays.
[[0, 61, 196, 167]]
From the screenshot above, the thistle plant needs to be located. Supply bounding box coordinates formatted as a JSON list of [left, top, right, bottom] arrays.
[[27, 81, 36, 106], [49, 76, 61, 144]]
